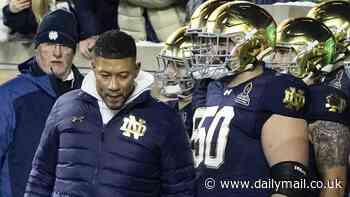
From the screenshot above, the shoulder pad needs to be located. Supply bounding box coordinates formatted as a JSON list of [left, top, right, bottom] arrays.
[[262, 74, 308, 118], [306, 85, 350, 125]]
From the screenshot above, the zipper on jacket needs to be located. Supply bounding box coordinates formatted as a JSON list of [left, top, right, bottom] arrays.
[[101, 130, 105, 142], [92, 127, 105, 185]]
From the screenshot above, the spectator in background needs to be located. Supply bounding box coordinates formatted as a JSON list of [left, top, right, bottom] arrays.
[[0, 9, 83, 197], [32, 0, 75, 23], [0, 0, 11, 42], [77, 0, 188, 60], [118, 0, 187, 42], [2, 0, 37, 37], [74, 0, 118, 60], [2, 0, 75, 39]]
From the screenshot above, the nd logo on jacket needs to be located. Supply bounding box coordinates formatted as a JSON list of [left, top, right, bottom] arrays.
[[120, 115, 147, 140]]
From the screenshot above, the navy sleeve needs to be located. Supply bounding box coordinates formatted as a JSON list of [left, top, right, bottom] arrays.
[[262, 75, 308, 118], [0, 89, 15, 195], [160, 113, 195, 197], [306, 85, 350, 125], [74, 0, 98, 40], [2, 5, 37, 35], [24, 102, 60, 197]]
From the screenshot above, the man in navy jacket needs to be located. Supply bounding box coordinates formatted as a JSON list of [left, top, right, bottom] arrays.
[[25, 30, 195, 197], [0, 9, 83, 197]]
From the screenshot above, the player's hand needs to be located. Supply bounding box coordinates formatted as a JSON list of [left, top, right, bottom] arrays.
[[9, 0, 31, 14], [79, 36, 97, 60]]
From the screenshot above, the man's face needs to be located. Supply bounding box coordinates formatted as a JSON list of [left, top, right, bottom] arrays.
[[164, 61, 187, 80], [263, 46, 298, 74], [93, 56, 140, 110], [36, 43, 75, 80]]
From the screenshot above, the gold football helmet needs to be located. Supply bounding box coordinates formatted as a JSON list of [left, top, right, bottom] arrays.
[[187, 0, 233, 35], [156, 26, 194, 98], [186, 0, 233, 57], [264, 17, 336, 79], [191, 1, 277, 80], [308, 1, 350, 61]]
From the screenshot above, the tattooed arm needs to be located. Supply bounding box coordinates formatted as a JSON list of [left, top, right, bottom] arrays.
[[309, 120, 350, 197]]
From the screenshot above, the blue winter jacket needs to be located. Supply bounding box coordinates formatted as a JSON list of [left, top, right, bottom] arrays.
[[24, 71, 195, 197], [0, 57, 83, 197]]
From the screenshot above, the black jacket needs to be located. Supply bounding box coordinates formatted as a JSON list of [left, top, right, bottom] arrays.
[[74, 0, 118, 39], [2, 5, 37, 35]]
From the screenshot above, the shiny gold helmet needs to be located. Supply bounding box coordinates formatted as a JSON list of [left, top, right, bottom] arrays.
[[156, 26, 194, 98], [264, 17, 336, 79], [187, 0, 233, 35], [186, 0, 233, 57], [191, 1, 276, 80], [307, 0, 350, 71]]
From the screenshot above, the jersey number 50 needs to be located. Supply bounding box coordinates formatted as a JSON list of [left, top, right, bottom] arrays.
[[191, 106, 234, 169]]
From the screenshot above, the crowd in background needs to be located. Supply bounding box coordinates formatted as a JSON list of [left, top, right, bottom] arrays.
[[0, 0, 318, 59], [0, 0, 350, 197]]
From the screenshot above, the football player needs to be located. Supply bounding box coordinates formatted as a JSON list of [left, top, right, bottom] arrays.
[[186, 0, 234, 108], [154, 0, 234, 137], [154, 26, 195, 137], [307, 0, 350, 95], [264, 17, 350, 197], [308, 0, 350, 193], [307, 2, 350, 196], [189, 2, 310, 197], [308, 3, 350, 196]]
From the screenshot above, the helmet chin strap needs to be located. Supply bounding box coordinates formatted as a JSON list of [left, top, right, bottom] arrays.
[[177, 88, 193, 100], [161, 83, 194, 99], [178, 94, 192, 100], [161, 84, 182, 99]]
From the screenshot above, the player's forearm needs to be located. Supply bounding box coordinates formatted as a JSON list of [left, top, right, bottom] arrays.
[[263, 115, 310, 197], [309, 120, 350, 197]]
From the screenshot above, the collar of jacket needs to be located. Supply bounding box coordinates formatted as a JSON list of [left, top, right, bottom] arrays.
[[81, 70, 155, 124], [17, 57, 84, 98], [49, 65, 84, 96], [78, 88, 153, 112]]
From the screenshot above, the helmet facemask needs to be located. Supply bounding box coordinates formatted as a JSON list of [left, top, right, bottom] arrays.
[[187, 2, 277, 80], [156, 26, 195, 99], [265, 39, 335, 79], [268, 17, 336, 82], [263, 45, 299, 75], [190, 29, 258, 80], [307, 0, 350, 72], [156, 54, 194, 99]]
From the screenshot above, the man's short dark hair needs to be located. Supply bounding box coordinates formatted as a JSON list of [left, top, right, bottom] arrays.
[[94, 30, 137, 59]]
